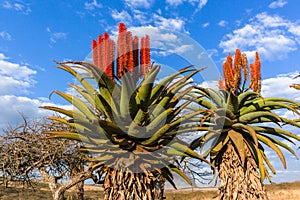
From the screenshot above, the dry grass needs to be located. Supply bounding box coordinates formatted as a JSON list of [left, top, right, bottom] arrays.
[[0, 181, 300, 200]]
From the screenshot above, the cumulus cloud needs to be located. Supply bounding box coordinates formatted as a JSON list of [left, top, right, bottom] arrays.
[[111, 9, 132, 24], [261, 71, 300, 100], [84, 0, 102, 10], [0, 31, 11, 41], [219, 12, 300, 61], [0, 53, 36, 95], [2, 0, 31, 14], [124, 0, 153, 9], [0, 95, 72, 130], [0, 54, 65, 129], [46, 27, 67, 46], [268, 0, 288, 9]]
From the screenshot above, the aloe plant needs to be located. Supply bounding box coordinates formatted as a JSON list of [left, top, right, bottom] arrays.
[[41, 23, 211, 200], [191, 49, 300, 200]]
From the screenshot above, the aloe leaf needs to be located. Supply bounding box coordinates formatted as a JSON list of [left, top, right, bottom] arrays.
[[237, 90, 259, 106], [256, 134, 287, 169], [54, 90, 97, 121], [232, 123, 258, 146], [260, 149, 276, 174], [239, 111, 281, 124], [252, 126, 300, 144], [228, 130, 246, 165], [137, 65, 160, 109], [168, 164, 192, 185]]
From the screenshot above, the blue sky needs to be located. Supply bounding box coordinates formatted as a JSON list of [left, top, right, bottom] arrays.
[[1, 0, 300, 185]]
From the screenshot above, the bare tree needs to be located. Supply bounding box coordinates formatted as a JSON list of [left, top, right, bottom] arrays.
[[0, 117, 97, 200]]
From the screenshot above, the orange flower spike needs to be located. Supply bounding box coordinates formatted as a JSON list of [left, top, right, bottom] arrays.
[[249, 63, 256, 90], [223, 53, 234, 89], [254, 52, 261, 93], [233, 49, 242, 92], [241, 53, 248, 84], [233, 49, 242, 70], [222, 62, 229, 89], [218, 76, 227, 90]]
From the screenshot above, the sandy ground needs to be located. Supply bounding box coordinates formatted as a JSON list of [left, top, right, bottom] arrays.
[[83, 184, 300, 200]]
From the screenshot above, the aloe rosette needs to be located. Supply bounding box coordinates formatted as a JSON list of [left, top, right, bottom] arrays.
[[190, 49, 300, 200]]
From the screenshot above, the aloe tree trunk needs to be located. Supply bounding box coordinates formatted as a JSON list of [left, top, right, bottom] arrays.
[[155, 176, 166, 200], [103, 168, 160, 200], [217, 142, 269, 200]]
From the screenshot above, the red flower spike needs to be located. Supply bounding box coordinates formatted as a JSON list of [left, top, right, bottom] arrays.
[[104, 33, 110, 76], [126, 31, 134, 72], [92, 23, 151, 80], [117, 23, 127, 77], [92, 40, 98, 67], [145, 35, 151, 73], [119, 22, 127, 33], [98, 35, 103, 70], [133, 36, 139, 68], [140, 37, 146, 77]]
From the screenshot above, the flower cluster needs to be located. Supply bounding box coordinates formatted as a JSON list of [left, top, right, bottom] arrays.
[[92, 23, 151, 80], [219, 49, 261, 93]]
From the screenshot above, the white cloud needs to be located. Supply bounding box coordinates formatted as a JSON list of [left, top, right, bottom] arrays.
[[132, 9, 151, 24], [2, 0, 31, 14], [197, 0, 208, 11], [0, 54, 36, 95], [202, 22, 210, 28], [268, 0, 288, 9], [128, 25, 179, 50], [0, 95, 72, 130], [219, 12, 300, 61], [167, 44, 194, 54], [46, 27, 67, 45], [218, 20, 228, 27], [261, 71, 300, 100], [84, 0, 102, 10], [165, 0, 208, 12], [153, 14, 186, 32], [111, 9, 132, 24], [0, 31, 11, 41], [166, 0, 184, 6], [124, 0, 153, 9]]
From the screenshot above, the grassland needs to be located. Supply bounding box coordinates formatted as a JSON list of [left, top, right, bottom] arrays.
[[0, 181, 300, 200]]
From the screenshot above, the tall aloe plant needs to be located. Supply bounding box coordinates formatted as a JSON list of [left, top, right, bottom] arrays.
[[191, 49, 300, 200], [41, 23, 210, 200]]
